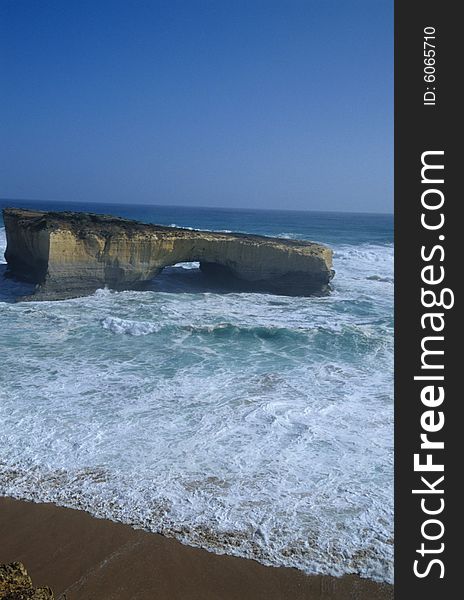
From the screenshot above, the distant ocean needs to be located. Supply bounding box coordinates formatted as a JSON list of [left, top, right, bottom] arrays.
[[0, 200, 393, 582]]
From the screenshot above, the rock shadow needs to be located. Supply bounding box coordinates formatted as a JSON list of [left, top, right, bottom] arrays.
[[0, 264, 36, 303]]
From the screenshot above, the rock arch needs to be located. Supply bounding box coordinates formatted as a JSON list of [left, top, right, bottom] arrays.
[[3, 208, 334, 300]]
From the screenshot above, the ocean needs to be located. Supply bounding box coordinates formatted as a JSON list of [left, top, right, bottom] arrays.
[[0, 200, 393, 582]]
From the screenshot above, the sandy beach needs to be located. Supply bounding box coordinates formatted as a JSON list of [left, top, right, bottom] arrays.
[[0, 497, 392, 600]]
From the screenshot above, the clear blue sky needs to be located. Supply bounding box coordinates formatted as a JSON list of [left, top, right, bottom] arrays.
[[0, 0, 392, 213]]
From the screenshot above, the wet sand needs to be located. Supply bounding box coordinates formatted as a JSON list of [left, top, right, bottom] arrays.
[[0, 497, 393, 599]]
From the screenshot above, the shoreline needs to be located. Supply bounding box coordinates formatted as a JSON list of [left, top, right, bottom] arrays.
[[0, 496, 393, 599]]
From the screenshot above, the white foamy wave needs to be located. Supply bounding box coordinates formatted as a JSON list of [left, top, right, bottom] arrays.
[[0, 348, 393, 581], [0, 227, 6, 264], [92, 287, 114, 298], [173, 261, 200, 270], [101, 316, 161, 335], [334, 243, 393, 276], [168, 224, 231, 234], [331, 243, 394, 301], [169, 223, 197, 231], [277, 232, 302, 240]]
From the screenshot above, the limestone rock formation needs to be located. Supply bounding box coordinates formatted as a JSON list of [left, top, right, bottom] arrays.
[[3, 208, 334, 300], [0, 563, 54, 599]]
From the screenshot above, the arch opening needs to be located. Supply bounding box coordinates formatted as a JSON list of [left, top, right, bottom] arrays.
[[146, 260, 247, 294]]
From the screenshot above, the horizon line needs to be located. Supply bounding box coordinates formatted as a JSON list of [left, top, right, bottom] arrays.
[[0, 197, 394, 218]]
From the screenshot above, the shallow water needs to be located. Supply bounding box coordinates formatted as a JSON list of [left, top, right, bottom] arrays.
[[0, 202, 393, 582]]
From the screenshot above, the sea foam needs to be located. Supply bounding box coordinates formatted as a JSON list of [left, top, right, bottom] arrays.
[[0, 218, 393, 583]]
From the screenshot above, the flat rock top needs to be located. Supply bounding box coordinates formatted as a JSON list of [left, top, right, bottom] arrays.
[[3, 207, 328, 251]]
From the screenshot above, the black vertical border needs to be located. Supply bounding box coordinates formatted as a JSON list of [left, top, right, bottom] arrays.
[[395, 1, 458, 597]]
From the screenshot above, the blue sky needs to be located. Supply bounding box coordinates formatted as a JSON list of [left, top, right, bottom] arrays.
[[0, 0, 392, 213]]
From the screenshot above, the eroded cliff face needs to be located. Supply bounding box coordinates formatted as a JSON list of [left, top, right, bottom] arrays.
[[3, 208, 334, 300]]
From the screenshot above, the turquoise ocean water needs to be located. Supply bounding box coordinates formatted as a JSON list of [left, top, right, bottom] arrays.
[[0, 200, 393, 582]]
